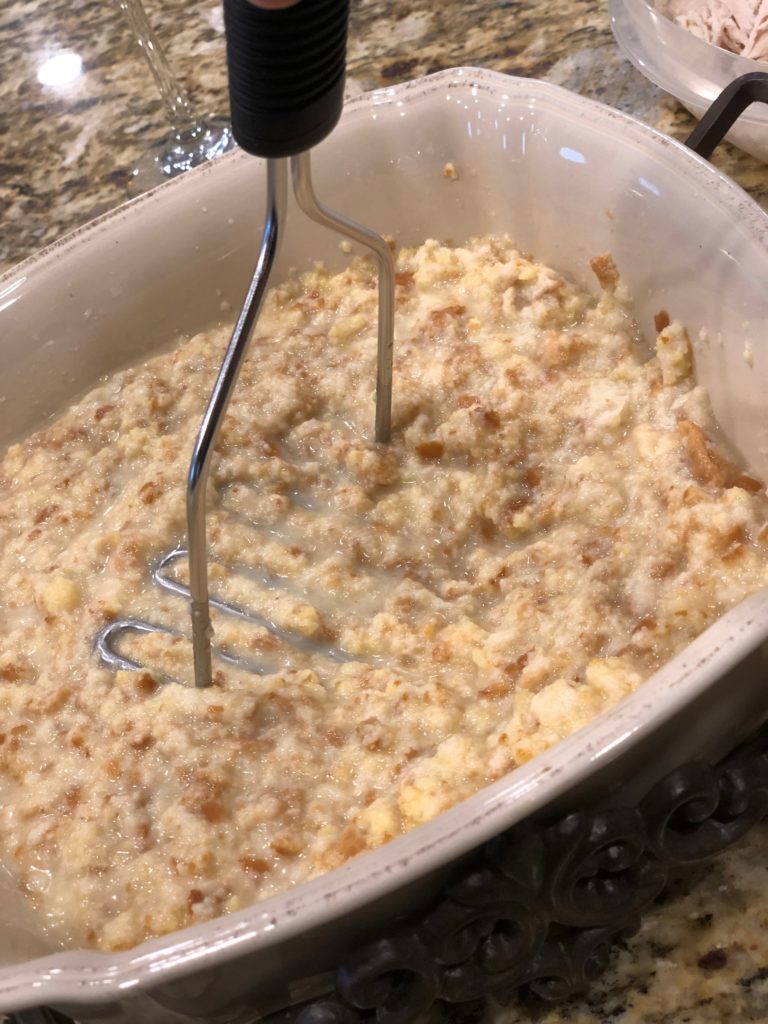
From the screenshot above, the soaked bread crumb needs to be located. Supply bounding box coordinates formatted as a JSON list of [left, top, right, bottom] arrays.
[[1, 236, 767, 951]]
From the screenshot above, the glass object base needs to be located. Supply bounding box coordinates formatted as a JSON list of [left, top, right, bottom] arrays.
[[127, 116, 236, 197]]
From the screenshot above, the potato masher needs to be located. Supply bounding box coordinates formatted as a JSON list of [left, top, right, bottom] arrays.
[[97, 0, 395, 687]]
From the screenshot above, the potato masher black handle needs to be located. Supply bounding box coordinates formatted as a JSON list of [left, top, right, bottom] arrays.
[[686, 71, 768, 158], [223, 0, 349, 158]]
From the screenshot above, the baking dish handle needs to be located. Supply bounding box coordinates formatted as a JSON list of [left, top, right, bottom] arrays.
[[685, 71, 768, 158]]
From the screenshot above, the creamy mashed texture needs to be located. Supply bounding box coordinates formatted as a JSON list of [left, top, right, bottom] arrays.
[[1, 236, 767, 952]]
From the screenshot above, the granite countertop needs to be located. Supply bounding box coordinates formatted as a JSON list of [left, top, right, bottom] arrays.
[[2, 0, 768, 1021], [3, 0, 768, 273]]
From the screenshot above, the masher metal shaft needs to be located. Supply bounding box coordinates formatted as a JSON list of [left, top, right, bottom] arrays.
[[187, 158, 288, 688], [291, 151, 395, 444], [183, 0, 395, 688]]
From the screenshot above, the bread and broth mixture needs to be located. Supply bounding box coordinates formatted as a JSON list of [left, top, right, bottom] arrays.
[[1, 236, 767, 951]]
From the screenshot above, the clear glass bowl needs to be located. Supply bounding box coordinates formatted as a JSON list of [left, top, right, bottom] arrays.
[[610, 0, 768, 161]]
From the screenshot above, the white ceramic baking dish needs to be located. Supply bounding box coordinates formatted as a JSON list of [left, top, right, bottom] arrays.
[[2, 68, 768, 1023]]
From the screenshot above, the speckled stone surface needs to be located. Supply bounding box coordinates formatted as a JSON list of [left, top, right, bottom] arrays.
[[2, 1, 768, 1022], [2, 0, 768, 274], [480, 827, 768, 1023]]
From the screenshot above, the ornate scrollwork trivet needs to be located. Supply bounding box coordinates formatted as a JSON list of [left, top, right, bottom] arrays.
[[265, 725, 768, 1024]]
